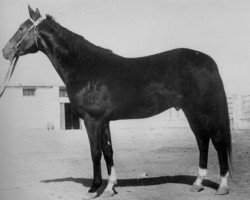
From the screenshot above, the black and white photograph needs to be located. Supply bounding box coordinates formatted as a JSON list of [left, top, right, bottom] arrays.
[[0, 0, 249, 199]]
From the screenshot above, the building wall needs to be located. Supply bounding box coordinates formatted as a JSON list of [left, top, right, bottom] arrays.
[[0, 86, 61, 130]]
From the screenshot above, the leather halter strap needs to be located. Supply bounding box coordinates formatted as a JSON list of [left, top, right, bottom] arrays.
[[12, 16, 45, 54]]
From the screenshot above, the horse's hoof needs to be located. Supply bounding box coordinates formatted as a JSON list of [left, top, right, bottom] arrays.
[[88, 185, 100, 193], [83, 192, 97, 199], [215, 186, 229, 195], [190, 184, 204, 192], [102, 189, 116, 198]]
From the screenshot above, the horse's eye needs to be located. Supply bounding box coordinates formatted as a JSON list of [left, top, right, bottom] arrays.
[[19, 27, 24, 31]]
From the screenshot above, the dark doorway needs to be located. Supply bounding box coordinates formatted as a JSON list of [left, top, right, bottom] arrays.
[[64, 103, 80, 130]]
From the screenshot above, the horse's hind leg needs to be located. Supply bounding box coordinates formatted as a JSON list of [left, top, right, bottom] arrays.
[[101, 122, 117, 197], [209, 93, 231, 195], [183, 108, 210, 192], [211, 132, 230, 195]]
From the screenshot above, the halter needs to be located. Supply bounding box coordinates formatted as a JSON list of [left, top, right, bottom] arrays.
[[0, 16, 45, 98], [12, 16, 45, 55]]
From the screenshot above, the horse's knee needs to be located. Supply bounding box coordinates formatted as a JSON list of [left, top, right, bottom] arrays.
[[102, 145, 113, 158], [91, 147, 102, 162]]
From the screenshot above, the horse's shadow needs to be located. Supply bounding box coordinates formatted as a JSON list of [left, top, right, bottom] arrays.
[[41, 175, 219, 196]]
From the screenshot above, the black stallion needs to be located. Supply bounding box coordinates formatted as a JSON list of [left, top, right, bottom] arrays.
[[2, 6, 232, 197]]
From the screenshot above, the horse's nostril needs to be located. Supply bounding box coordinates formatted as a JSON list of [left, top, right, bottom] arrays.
[[2, 48, 8, 59], [2, 48, 5, 57], [2, 48, 6, 55]]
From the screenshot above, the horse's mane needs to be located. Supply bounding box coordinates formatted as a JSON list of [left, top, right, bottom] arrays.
[[46, 15, 55, 22], [45, 14, 113, 56]]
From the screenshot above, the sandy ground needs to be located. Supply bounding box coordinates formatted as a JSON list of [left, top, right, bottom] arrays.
[[0, 124, 249, 200]]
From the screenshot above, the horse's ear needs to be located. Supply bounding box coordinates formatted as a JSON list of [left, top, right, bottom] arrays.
[[28, 5, 36, 18], [35, 8, 41, 17], [28, 5, 41, 20]]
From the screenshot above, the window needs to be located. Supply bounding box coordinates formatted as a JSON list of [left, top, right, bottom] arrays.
[[59, 87, 68, 97], [23, 88, 36, 96]]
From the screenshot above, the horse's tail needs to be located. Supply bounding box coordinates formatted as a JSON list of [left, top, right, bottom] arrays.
[[217, 84, 233, 176]]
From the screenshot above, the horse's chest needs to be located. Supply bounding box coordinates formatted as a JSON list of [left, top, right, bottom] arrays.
[[68, 81, 110, 117]]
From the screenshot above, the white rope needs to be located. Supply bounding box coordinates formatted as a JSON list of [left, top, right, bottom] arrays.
[[14, 17, 45, 50], [0, 56, 19, 97]]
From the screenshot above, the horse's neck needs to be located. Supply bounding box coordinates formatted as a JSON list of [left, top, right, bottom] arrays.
[[38, 35, 68, 84], [38, 22, 94, 85]]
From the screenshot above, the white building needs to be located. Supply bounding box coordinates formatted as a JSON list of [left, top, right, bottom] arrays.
[[0, 84, 84, 130]]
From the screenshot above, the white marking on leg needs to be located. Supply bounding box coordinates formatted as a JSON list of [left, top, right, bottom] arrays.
[[198, 168, 208, 177], [106, 166, 117, 191], [194, 168, 207, 186], [219, 172, 229, 188]]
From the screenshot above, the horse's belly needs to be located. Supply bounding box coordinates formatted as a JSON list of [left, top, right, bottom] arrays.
[[125, 100, 172, 119], [112, 87, 182, 120]]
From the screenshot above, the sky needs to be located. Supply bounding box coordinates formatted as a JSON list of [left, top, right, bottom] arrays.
[[0, 0, 250, 95]]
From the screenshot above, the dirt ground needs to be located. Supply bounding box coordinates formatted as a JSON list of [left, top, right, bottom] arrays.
[[0, 123, 249, 200]]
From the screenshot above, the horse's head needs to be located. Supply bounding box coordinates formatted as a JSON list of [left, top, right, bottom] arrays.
[[2, 5, 44, 62]]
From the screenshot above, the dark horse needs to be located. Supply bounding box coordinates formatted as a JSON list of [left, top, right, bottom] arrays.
[[2, 6, 232, 197]]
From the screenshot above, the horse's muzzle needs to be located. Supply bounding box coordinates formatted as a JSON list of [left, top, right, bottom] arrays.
[[2, 47, 14, 61]]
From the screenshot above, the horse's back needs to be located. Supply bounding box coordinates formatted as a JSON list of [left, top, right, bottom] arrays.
[[107, 48, 221, 120]]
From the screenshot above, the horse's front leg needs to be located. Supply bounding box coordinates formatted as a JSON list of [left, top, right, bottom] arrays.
[[84, 117, 103, 194]]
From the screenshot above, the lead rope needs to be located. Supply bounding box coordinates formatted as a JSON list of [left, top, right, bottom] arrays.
[[0, 17, 44, 98], [0, 56, 19, 97]]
